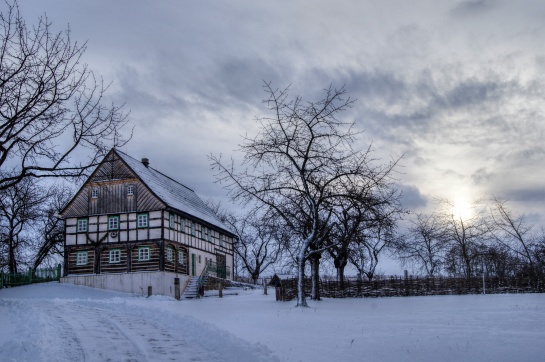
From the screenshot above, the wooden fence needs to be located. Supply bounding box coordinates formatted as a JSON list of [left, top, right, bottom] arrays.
[[277, 275, 545, 301]]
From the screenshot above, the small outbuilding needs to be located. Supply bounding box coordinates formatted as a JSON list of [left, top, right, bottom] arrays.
[[268, 274, 296, 301]]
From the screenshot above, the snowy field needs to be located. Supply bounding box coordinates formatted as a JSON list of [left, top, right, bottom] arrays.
[[1, 283, 544, 362]]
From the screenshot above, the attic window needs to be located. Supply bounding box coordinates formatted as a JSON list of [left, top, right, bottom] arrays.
[[127, 185, 134, 196], [91, 189, 98, 198]]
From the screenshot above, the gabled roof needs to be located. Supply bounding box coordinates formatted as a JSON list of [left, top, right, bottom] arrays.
[[114, 149, 230, 234]]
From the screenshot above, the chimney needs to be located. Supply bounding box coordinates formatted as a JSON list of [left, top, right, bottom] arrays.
[[141, 158, 149, 167]]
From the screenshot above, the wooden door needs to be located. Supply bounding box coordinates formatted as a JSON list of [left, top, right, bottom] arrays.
[[216, 254, 226, 279], [191, 253, 196, 276]]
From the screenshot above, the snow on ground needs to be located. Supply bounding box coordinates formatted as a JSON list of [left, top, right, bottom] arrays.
[[1, 283, 544, 362]]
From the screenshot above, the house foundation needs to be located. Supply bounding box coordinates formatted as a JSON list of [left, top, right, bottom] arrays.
[[61, 271, 191, 298]]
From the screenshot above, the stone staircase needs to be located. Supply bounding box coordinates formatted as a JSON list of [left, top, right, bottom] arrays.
[[181, 277, 201, 299], [182, 259, 230, 299]]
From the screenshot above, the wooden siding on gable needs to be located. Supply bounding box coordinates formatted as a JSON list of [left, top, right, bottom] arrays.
[[91, 151, 135, 182], [63, 179, 165, 218], [62, 150, 166, 218]]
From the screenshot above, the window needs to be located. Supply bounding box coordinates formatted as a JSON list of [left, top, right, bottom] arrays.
[[108, 215, 119, 230], [208, 229, 213, 242], [169, 214, 175, 229], [137, 213, 148, 228], [91, 189, 98, 198], [180, 219, 185, 233], [77, 218, 88, 233], [127, 185, 134, 195], [198, 254, 201, 264], [109, 249, 121, 263], [219, 234, 224, 247], [138, 247, 150, 261], [178, 250, 186, 265], [76, 251, 88, 265], [166, 247, 174, 262], [203, 227, 208, 240], [191, 221, 195, 236]]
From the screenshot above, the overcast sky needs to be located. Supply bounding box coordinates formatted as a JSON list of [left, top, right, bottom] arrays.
[[17, 0, 545, 227]]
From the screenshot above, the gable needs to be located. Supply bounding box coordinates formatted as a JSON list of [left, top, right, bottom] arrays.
[[90, 150, 136, 182], [62, 149, 233, 236], [61, 150, 166, 218]]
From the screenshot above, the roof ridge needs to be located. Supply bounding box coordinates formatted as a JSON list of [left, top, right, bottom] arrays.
[[115, 149, 194, 192]]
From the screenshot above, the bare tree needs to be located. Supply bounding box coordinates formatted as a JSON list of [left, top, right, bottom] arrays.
[[211, 82, 400, 306], [391, 213, 447, 277], [438, 199, 490, 282], [488, 196, 540, 277], [328, 186, 400, 288], [348, 221, 395, 281], [223, 207, 284, 284], [0, 177, 52, 272], [0, 1, 131, 191], [32, 184, 73, 269]]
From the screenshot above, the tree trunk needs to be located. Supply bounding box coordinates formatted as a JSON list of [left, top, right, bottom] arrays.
[[339, 264, 346, 290], [310, 253, 321, 300], [9, 237, 17, 274], [252, 271, 259, 285], [296, 255, 307, 307]]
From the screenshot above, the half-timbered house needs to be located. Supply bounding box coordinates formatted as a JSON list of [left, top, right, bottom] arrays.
[[60, 149, 235, 298]]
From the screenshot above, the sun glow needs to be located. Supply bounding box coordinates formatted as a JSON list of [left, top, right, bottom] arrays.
[[451, 199, 473, 220]]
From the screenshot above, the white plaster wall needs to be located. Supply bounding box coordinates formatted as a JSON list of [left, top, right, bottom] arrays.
[[61, 272, 191, 298]]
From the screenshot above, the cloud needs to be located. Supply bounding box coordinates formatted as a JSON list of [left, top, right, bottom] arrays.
[[505, 187, 545, 203], [12, 0, 545, 227], [471, 167, 494, 185], [399, 184, 428, 210], [450, 0, 497, 16]]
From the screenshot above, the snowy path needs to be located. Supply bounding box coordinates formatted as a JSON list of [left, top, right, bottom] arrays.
[[0, 286, 278, 362], [37, 300, 214, 361], [2, 283, 544, 362]]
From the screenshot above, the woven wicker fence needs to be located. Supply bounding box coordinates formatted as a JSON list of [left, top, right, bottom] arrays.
[[277, 275, 545, 301]]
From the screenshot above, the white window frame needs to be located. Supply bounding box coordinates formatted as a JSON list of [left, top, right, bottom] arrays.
[[137, 213, 148, 228], [138, 247, 150, 261], [127, 185, 134, 196], [166, 247, 174, 262], [169, 214, 175, 229], [108, 215, 119, 230], [77, 218, 88, 233], [191, 221, 195, 236], [91, 188, 98, 198], [76, 251, 88, 266], [178, 250, 186, 265], [219, 234, 225, 247], [180, 219, 185, 233], [109, 249, 121, 264]]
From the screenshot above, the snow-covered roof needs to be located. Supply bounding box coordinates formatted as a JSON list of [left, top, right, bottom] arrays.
[[115, 149, 231, 234]]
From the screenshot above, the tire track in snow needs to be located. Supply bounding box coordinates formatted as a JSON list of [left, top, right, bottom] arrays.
[[44, 299, 220, 362]]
